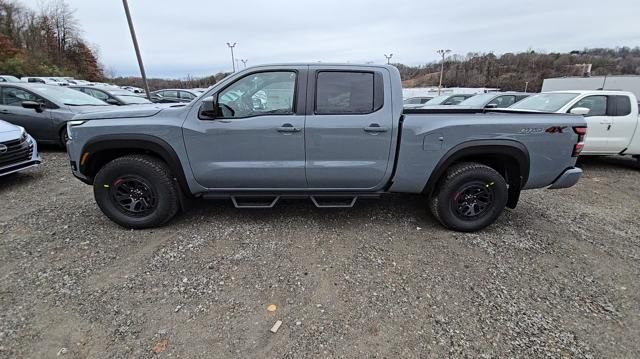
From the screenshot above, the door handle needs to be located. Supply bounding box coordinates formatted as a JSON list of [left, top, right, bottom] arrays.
[[363, 123, 388, 133], [0, 109, 10, 114], [277, 123, 301, 133]]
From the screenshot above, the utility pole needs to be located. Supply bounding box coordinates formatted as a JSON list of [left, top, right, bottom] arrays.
[[524, 81, 529, 93], [436, 49, 451, 95], [226, 42, 237, 72], [384, 53, 393, 65], [241, 59, 248, 68], [122, 0, 151, 100]]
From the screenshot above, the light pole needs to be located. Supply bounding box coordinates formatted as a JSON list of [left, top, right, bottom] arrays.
[[226, 42, 237, 72], [384, 53, 393, 65], [436, 49, 451, 95], [122, 0, 151, 100], [241, 59, 248, 68], [524, 81, 529, 93]]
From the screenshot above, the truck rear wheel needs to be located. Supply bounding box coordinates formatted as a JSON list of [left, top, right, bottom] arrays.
[[93, 155, 179, 229], [429, 162, 508, 232]]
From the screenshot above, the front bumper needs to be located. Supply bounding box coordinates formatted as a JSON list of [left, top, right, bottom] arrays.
[[548, 167, 583, 189], [0, 134, 41, 177]]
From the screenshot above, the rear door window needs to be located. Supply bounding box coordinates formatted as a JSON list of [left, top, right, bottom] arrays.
[[491, 95, 516, 108], [315, 72, 377, 115], [180, 91, 196, 101], [608, 95, 631, 116]]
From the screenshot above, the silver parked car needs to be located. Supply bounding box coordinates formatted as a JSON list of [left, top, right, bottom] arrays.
[[457, 92, 531, 109], [0, 120, 41, 176], [0, 83, 113, 145]]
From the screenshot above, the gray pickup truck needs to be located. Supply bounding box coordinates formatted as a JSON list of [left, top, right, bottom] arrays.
[[66, 64, 586, 232]]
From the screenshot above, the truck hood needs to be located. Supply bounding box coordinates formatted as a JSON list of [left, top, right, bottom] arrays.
[[70, 103, 178, 120], [0, 119, 21, 134]]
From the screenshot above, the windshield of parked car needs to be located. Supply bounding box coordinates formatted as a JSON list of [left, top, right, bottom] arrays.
[[114, 94, 152, 104], [423, 95, 451, 105], [1, 75, 21, 83], [31, 85, 109, 106], [458, 93, 496, 106], [510, 93, 579, 112]]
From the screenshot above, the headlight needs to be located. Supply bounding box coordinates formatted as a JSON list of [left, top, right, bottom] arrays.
[[66, 120, 86, 140]]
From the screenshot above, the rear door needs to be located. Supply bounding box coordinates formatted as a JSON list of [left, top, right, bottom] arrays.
[[606, 95, 638, 151], [0, 86, 53, 141], [305, 67, 392, 189], [569, 95, 610, 153]]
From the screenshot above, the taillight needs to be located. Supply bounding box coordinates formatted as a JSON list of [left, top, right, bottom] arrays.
[[572, 126, 587, 157]]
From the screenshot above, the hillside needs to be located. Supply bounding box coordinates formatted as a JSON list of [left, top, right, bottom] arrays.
[[0, 0, 102, 80], [397, 47, 640, 92]]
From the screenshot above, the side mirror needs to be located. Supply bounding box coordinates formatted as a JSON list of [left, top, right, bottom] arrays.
[[198, 96, 217, 119], [485, 103, 498, 109], [22, 101, 44, 113], [105, 98, 120, 105], [570, 107, 590, 116]]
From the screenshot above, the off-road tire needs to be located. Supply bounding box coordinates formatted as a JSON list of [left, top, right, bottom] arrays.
[[93, 155, 179, 229], [429, 162, 508, 232]]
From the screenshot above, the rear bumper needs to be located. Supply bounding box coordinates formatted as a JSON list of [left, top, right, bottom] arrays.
[[548, 167, 583, 189]]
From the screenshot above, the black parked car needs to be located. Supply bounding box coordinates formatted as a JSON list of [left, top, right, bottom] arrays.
[[150, 89, 199, 103], [0, 83, 112, 145], [70, 86, 153, 105]]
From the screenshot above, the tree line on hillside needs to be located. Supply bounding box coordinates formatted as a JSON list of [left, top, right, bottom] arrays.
[[109, 73, 229, 91], [0, 0, 103, 80], [397, 47, 640, 92]]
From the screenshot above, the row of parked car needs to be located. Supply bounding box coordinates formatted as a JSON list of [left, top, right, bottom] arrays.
[[403, 92, 532, 109], [0, 74, 207, 104], [404, 90, 640, 160]]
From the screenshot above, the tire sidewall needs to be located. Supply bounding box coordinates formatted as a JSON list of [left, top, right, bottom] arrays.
[[94, 158, 175, 228], [437, 167, 508, 232]]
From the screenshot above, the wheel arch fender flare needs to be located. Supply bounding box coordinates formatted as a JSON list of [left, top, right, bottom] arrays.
[[423, 139, 530, 200], [79, 134, 191, 195]]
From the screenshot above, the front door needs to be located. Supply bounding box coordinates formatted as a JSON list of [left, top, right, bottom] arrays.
[[305, 67, 393, 189], [0, 86, 53, 142], [183, 68, 307, 189], [569, 95, 610, 153]]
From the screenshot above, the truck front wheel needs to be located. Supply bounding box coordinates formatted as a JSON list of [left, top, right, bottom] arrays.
[[429, 162, 508, 232], [93, 155, 180, 229]]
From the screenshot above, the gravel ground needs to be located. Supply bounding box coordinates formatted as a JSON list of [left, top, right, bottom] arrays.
[[1, 149, 639, 358]]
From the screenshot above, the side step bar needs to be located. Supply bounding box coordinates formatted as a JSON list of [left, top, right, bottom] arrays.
[[231, 196, 280, 208], [310, 195, 358, 208]]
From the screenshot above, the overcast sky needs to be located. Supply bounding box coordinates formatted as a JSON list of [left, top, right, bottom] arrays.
[[22, 0, 640, 78]]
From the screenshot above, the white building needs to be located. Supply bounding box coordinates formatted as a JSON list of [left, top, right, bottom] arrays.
[[403, 87, 500, 99], [542, 75, 640, 99]]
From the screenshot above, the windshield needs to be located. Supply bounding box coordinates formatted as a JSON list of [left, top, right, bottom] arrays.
[[1, 75, 21, 83], [423, 95, 451, 105], [458, 93, 495, 106], [115, 95, 152, 104], [404, 98, 422, 104], [32, 85, 109, 106], [510, 93, 579, 112]]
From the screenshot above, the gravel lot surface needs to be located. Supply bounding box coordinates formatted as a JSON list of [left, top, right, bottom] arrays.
[[1, 149, 639, 358]]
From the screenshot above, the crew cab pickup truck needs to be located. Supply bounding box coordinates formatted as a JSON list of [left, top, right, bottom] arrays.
[[511, 90, 640, 160], [66, 64, 586, 232]]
